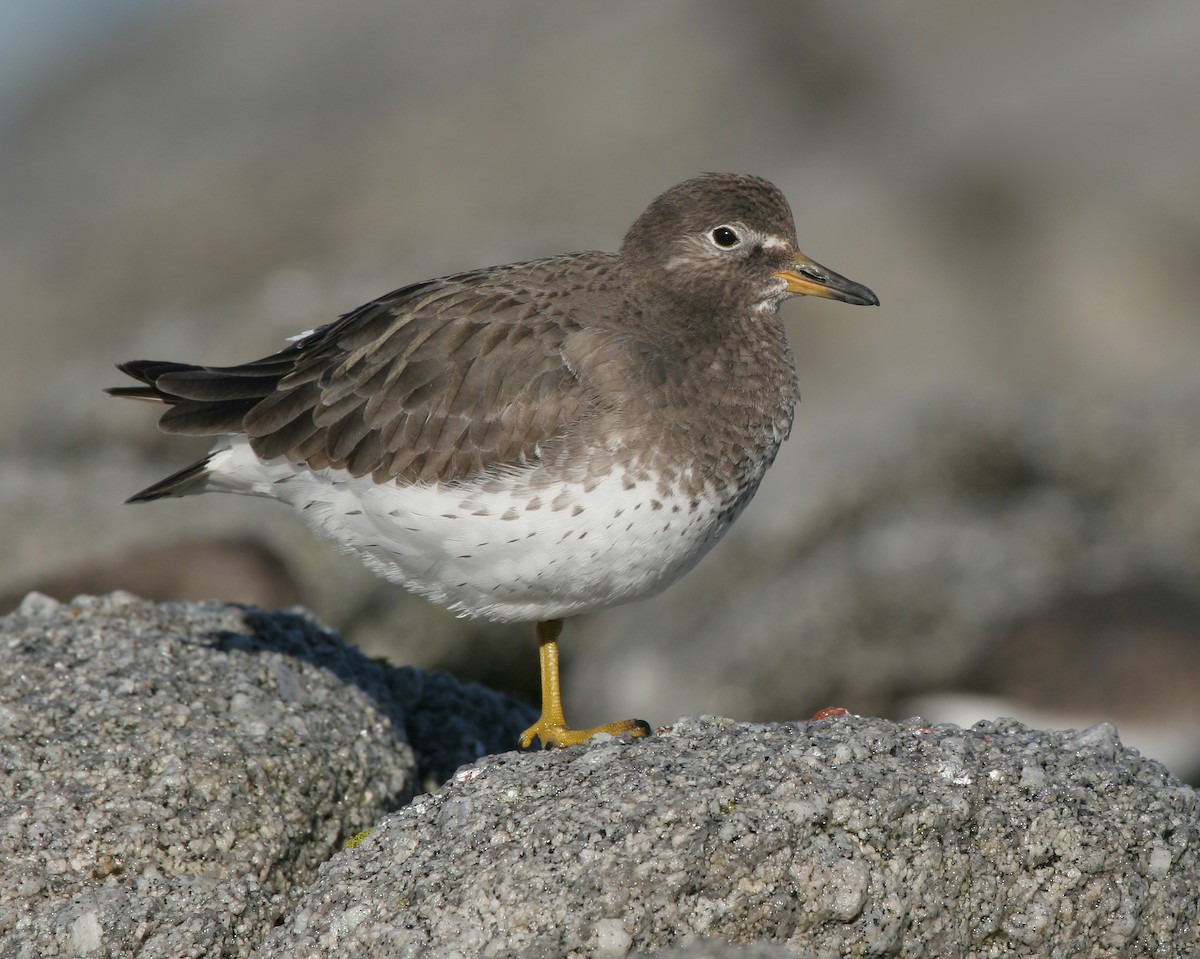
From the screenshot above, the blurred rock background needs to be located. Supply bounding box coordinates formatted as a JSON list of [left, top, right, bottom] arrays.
[[2, 2, 1199, 777]]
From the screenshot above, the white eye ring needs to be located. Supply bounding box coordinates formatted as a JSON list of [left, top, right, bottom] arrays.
[[709, 225, 742, 249]]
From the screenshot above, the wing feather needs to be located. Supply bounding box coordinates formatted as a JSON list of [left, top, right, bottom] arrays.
[[111, 256, 625, 484]]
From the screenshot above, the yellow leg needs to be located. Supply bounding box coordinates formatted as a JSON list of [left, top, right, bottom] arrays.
[[518, 619, 651, 749]]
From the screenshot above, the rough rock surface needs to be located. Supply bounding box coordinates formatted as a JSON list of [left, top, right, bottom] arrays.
[[0, 593, 534, 958], [646, 947, 806, 959], [4, 594, 1198, 958], [257, 717, 1199, 958]]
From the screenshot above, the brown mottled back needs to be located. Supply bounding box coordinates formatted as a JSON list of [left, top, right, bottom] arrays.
[[116, 254, 626, 486]]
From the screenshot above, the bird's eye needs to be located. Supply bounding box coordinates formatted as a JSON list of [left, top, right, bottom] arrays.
[[709, 226, 741, 249]]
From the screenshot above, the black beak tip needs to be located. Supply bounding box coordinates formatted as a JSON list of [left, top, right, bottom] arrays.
[[841, 282, 880, 307]]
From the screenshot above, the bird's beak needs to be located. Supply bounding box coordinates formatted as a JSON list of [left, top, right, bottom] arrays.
[[775, 251, 879, 307]]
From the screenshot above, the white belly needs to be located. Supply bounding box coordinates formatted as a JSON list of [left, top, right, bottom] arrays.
[[203, 439, 742, 622]]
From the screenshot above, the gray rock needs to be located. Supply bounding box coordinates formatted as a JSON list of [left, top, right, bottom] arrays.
[[640, 945, 806, 959], [256, 715, 1199, 959], [5, 595, 1198, 957], [0, 593, 534, 958]]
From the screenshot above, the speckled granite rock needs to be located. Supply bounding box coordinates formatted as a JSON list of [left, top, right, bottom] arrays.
[[255, 716, 1199, 959], [4, 595, 1198, 958], [643, 945, 807, 958], [0, 592, 534, 958]]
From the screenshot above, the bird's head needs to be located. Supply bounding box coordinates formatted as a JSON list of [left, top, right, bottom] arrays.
[[620, 173, 879, 317]]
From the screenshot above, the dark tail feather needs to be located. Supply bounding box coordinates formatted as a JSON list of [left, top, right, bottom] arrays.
[[105, 385, 168, 402], [108, 360, 268, 435], [107, 360, 202, 403], [126, 456, 212, 503]]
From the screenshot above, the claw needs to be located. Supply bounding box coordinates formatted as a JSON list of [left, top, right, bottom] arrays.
[[520, 716, 650, 750]]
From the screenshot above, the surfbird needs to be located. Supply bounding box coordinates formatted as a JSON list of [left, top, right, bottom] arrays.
[[109, 173, 879, 748]]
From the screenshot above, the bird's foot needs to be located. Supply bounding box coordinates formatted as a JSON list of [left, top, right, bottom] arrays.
[[520, 619, 651, 748], [518, 716, 651, 750]]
